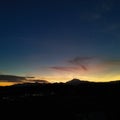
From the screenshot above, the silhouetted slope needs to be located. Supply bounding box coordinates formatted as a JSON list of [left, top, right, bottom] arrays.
[[66, 78, 89, 85], [0, 80, 120, 120], [0, 79, 120, 98]]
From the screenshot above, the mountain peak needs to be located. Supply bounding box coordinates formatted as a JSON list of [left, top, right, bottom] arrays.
[[66, 78, 88, 85]]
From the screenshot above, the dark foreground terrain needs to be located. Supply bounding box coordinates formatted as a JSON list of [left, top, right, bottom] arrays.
[[0, 80, 120, 120]]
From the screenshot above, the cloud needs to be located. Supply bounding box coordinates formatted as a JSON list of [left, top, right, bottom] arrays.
[[50, 56, 95, 74], [49, 56, 120, 82], [80, 12, 102, 21], [0, 74, 50, 84], [26, 79, 49, 83], [68, 56, 94, 71], [103, 23, 120, 33], [80, 0, 113, 21], [51, 66, 82, 72], [80, 11, 100, 22], [0, 75, 27, 82], [26, 76, 35, 79], [50, 56, 120, 79], [101, 0, 112, 11], [25, 77, 50, 83], [104, 59, 120, 65], [102, 23, 120, 39]]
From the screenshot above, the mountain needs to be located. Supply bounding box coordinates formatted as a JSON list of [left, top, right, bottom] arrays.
[[65, 78, 89, 85]]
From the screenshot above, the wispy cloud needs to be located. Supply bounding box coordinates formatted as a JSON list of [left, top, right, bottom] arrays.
[[50, 56, 96, 74], [50, 56, 120, 75], [80, 12, 102, 21], [47, 56, 120, 82], [68, 56, 94, 71], [0, 74, 27, 82], [0, 74, 51, 84], [101, 0, 113, 12], [80, 0, 113, 21], [26, 79, 49, 83], [103, 23, 120, 32], [51, 66, 82, 72]]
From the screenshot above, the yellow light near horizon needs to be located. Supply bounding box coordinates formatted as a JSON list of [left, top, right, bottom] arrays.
[[0, 82, 14, 86], [43, 74, 120, 83], [1, 73, 120, 86]]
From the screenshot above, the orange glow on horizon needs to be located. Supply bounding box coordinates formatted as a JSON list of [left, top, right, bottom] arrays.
[[1, 72, 120, 86], [0, 82, 15, 86]]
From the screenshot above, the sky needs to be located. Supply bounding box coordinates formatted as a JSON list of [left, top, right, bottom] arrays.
[[0, 0, 120, 86]]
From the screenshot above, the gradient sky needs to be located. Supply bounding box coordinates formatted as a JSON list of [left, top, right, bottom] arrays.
[[0, 0, 120, 86]]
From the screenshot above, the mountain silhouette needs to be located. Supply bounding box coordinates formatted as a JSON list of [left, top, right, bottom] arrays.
[[0, 78, 120, 120], [66, 78, 89, 85]]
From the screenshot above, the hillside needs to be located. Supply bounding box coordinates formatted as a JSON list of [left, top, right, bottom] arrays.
[[0, 79, 120, 120]]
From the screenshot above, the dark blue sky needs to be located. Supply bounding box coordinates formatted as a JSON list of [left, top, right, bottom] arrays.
[[0, 0, 120, 85]]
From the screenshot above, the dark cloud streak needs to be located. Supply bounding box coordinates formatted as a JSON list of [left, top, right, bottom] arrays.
[[0, 75, 27, 82], [50, 56, 95, 72], [26, 79, 49, 83], [51, 66, 82, 72], [68, 57, 93, 71]]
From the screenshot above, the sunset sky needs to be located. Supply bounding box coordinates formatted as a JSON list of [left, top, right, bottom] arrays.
[[0, 0, 120, 86]]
